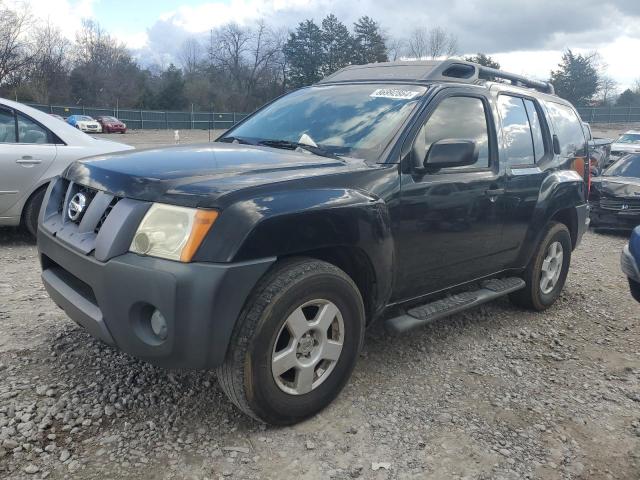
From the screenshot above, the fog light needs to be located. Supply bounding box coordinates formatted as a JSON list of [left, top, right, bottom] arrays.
[[150, 309, 168, 340]]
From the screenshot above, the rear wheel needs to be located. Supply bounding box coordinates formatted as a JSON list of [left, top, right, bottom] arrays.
[[23, 187, 46, 238], [216, 258, 365, 425], [510, 222, 572, 311]]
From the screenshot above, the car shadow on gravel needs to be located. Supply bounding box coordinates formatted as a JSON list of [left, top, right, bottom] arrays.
[[0, 226, 34, 246]]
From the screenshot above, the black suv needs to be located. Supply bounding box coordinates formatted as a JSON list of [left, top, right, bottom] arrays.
[[37, 60, 589, 425]]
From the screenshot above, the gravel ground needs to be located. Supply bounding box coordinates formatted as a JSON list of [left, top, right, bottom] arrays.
[[1, 227, 639, 479]]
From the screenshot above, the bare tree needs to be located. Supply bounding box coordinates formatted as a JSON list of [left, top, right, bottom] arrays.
[[28, 21, 71, 103], [406, 27, 458, 60], [407, 28, 428, 59], [0, 3, 35, 86], [386, 37, 405, 61], [427, 27, 458, 59], [178, 38, 202, 76], [597, 75, 618, 105]]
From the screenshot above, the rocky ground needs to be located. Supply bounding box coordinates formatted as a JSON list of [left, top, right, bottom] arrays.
[[1, 226, 639, 479]]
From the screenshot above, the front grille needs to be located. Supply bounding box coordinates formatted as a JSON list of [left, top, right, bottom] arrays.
[[95, 196, 120, 233], [599, 198, 640, 212]]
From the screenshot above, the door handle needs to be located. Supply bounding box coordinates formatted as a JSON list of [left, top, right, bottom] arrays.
[[16, 156, 42, 165], [485, 188, 505, 196]]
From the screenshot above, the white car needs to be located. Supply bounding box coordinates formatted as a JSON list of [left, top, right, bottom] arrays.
[[0, 98, 134, 236], [609, 130, 640, 165], [67, 114, 103, 133]]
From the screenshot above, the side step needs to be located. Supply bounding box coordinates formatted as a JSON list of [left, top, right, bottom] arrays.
[[385, 277, 525, 334]]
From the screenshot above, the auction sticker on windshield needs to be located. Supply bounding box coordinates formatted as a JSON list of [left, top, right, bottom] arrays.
[[370, 88, 422, 100]]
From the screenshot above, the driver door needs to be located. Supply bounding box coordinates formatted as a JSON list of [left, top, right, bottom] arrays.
[[392, 90, 505, 301]]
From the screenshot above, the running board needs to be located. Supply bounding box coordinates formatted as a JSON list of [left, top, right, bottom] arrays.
[[385, 277, 525, 334]]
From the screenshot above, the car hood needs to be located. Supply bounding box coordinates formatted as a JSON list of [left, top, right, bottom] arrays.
[[64, 142, 372, 207], [591, 176, 640, 198], [611, 142, 640, 153]]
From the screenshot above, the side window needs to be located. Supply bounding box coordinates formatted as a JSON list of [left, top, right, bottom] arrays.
[[497, 95, 534, 165], [544, 101, 586, 158], [523, 99, 546, 162], [413, 96, 490, 169], [0, 108, 16, 143], [17, 114, 49, 144]]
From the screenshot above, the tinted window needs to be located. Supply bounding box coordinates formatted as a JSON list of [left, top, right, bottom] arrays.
[[498, 95, 534, 165], [0, 109, 16, 143], [17, 114, 49, 144], [524, 99, 546, 162], [545, 101, 586, 157], [603, 154, 640, 178], [413, 96, 490, 169]]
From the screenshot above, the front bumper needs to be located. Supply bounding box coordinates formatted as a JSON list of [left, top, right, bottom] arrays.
[[37, 179, 275, 369], [621, 244, 640, 282], [575, 203, 589, 248], [589, 205, 640, 230]]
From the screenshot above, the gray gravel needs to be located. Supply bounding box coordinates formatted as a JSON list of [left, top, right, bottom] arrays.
[[1, 227, 639, 479]]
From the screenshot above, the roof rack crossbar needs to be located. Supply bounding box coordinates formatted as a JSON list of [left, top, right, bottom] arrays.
[[476, 65, 555, 94]]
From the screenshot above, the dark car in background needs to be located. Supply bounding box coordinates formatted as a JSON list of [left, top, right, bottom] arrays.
[[583, 122, 612, 176], [621, 226, 640, 302], [590, 153, 640, 230], [96, 116, 127, 134]]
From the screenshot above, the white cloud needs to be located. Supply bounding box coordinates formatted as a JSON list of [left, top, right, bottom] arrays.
[[10, 0, 97, 40]]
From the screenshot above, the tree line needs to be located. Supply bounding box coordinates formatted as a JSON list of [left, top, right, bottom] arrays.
[[0, 2, 637, 113]]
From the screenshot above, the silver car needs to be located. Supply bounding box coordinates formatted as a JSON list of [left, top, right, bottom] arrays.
[[0, 98, 134, 236]]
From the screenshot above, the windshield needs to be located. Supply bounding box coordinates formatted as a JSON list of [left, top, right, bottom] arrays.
[[80, 116, 94, 121], [223, 84, 427, 162], [604, 154, 640, 177], [103, 116, 118, 122], [616, 133, 640, 144]]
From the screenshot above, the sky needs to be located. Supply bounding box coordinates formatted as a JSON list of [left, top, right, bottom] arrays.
[[18, 0, 640, 90]]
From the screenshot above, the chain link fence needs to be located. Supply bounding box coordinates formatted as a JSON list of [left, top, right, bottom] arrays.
[[25, 103, 249, 130], [576, 106, 640, 125]]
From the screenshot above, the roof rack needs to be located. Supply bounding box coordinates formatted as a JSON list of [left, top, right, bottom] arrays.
[[318, 59, 555, 95]]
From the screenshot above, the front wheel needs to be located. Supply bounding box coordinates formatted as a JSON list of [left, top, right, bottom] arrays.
[[216, 258, 365, 425], [510, 222, 572, 311]]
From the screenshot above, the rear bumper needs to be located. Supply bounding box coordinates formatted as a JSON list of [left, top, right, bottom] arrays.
[[38, 228, 274, 369]]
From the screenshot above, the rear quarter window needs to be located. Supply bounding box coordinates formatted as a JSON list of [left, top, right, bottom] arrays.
[[544, 101, 586, 158]]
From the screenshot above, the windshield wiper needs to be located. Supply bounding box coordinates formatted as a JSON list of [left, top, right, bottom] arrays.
[[257, 139, 342, 160]]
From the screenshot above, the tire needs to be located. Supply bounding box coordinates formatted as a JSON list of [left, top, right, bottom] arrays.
[[509, 222, 572, 311], [23, 187, 46, 238], [216, 258, 365, 425], [629, 279, 640, 303]]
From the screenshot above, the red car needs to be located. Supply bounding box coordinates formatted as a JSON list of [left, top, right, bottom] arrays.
[[96, 116, 127, 134]]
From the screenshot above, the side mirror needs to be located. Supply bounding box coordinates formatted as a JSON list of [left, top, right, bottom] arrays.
[[552, 134, 561, 155], [423, 139, 478, 170]]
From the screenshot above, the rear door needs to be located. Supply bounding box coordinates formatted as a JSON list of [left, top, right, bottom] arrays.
[[494, 93, 550, 266], [393, 88, 504, 301], [0, 107, 57, 215]]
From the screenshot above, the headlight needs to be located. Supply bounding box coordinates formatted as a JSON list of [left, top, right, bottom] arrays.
[[130, 204, 218, 262]]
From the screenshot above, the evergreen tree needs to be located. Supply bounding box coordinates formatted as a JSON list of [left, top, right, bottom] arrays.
[[282, 20, 324, 88], [550, 50, 599, 106], [616, 88, 640, 107], [320, 14, 353, 75], [156, 64, 187, 110], [352, 16, 388, 64], [464, 53, 500, 69]]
